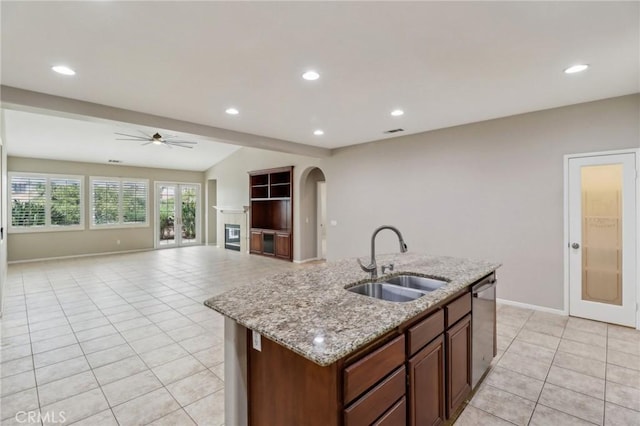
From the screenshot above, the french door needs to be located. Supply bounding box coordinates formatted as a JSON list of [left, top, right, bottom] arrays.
[[156, 183, 201, 248], [567, 152, 637, 327]]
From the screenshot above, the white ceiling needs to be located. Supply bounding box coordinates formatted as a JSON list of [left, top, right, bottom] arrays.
[[1, 1, 639, 164], [3, 109, 241, 171]]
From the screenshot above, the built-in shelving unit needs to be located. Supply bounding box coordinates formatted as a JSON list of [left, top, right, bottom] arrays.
[[249, 166, 293, 261]]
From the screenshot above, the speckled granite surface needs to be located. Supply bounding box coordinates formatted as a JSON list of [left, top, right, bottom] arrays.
[[204, 253, 500, 366]]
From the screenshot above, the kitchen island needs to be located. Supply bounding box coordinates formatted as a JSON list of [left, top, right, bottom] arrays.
[[204, 253, 500, 426]]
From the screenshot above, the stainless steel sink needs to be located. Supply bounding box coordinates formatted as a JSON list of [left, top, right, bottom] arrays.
[[347, 282, 426, 302], [382, 275, 447, 292]]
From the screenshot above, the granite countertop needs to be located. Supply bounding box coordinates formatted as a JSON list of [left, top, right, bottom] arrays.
[[204, 253, 500, 366]]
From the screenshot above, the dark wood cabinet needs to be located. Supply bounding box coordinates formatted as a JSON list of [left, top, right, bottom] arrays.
[[247, 330, 339, 426], [446, 314, 472, 418], [249, 167, 293, 261], [275, 232, 291, 259], [409, 335, 445, 426], [250, 230, 262, 254], [246, 285, 481, 425]]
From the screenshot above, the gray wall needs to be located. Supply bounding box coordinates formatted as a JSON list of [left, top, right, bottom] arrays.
[[0, 112, 8, 314], [324, 94, 639, 310], [205, 148, 324, 261], [8, 157, 206, 261], [207, 179, 217, 245]]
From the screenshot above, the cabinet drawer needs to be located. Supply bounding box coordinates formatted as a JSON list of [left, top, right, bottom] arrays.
[[344, 367, 405, 426], [408, 309, 444, 355], [374, 396, 406, 426], [445, 292, 471, 327], [343, 335, 405, 404]]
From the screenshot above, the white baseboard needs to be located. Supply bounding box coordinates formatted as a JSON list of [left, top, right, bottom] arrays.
[[8, 248, 152, 264], [293, 257, 321, 264], [497, 298, 567, 316]]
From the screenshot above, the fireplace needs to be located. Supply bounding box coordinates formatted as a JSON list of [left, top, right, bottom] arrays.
[[224, 224, 241, 251]]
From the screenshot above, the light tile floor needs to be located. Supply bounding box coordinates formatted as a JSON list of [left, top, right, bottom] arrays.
[[1, 247, 299, 425], [1, 246, 639, 425], [457, 305, 640, 426]]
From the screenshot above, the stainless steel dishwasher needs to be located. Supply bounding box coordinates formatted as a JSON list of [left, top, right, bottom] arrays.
[[472, 273, 497, 389]]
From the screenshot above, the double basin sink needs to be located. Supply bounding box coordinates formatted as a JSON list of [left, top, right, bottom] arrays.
[[347, 275, 448, 302]]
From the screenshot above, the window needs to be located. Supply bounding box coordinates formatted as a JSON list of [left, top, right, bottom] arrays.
[[10, 173, 83, 232], [90, 177, 148, 228]]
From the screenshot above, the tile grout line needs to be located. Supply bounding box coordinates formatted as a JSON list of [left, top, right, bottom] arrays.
[[18, 270, 44, 426], [44, 272, 122, 426], [527, 318, 565, 426], [52, 264, 221, 425]]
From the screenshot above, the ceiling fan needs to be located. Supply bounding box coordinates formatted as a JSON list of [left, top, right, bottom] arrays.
[[115, 131, 197, 149]]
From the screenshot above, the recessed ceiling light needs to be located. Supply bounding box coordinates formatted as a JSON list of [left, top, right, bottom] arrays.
[[225, 107, 239, 115], [391, 109, 404, 116], [51, 65, 75, 76], [302, 70, 320, 81], [313, 129, 324, 136], [564, 64, 589, 74]]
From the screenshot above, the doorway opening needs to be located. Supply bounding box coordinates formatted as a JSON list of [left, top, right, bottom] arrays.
[[155, 182, 201, 248], [300, 167, 327, 261]]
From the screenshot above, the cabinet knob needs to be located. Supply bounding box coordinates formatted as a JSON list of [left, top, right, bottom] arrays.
[[571, 243, 580, 249]]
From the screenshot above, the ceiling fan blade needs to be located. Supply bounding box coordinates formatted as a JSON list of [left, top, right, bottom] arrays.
[[114, 132, 150, 140], [164, 141, 194, 149], [141, 142, 154, 146], [117, 138, 151, 141], [167, 140, 197, 145]]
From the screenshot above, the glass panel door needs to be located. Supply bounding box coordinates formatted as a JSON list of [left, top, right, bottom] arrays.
[[568, 153, 637, 327], [156, 183, 200, 248], [158, 184, 176, 247], [179, 185, 199, 246], [581, 164, 622, 306]]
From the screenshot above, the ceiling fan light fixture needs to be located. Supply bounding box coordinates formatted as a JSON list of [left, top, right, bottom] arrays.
[[302, 70, 320, 81], [564, 64, 589, 74], [51, 65, 76, 76]]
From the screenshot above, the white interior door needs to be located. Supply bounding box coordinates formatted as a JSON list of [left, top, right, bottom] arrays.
[[568, 152, 637, 327], [156, 183, 200, 248]]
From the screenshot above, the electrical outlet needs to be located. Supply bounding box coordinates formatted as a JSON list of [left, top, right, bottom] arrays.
[[252, 330, 262, 351]]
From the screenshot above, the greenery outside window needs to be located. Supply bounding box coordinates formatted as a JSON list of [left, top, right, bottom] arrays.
[[9, 173, 84, 232], [90, 177, 149, 228]]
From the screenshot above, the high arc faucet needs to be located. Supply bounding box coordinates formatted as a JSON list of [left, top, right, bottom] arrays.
[[358, 225, 408, 279]]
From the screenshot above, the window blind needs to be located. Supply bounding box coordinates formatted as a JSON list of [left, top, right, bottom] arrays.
[[10, 173, 84, 232], [90, 177, 148, 227], [11, 176, 46, 227]]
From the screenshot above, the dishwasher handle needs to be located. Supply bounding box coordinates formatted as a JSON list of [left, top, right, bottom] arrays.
[[472, 279, 496, 296]]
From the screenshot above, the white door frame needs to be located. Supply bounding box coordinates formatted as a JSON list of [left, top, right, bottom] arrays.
[[563, 148, 640, 329], [154, 181, 202, 249], [316, 181, 327, 260]]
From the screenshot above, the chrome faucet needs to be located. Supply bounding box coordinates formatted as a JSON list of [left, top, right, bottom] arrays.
[[358, 225, 408, 279]]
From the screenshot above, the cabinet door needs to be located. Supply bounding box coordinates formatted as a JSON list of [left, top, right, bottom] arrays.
[[409, 335, 445, 426], [262, 232, 275, 255], [275, 233, 291, 259], [446, 314, 471, 418], [250, 230, 262, 254]]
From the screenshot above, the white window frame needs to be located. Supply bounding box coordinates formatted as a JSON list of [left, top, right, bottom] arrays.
[[89, 177, 149, 229], [9, 172, 85, 233]]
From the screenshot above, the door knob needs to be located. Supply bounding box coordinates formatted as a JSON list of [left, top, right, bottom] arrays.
[[571, 243, 580, 249]]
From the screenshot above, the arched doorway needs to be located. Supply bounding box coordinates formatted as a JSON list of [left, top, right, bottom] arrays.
[[299, 167, 327, 261]]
